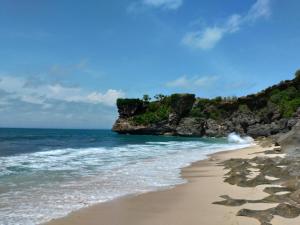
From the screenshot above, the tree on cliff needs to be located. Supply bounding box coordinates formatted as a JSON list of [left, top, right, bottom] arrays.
[[154, 94, 165, 101], [142, 94, 151, 102]]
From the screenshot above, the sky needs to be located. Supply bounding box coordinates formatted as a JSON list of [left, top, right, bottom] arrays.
[[0, 0, 300, 129]]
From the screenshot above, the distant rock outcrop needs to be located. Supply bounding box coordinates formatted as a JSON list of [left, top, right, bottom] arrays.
[[113, 71, 300, 138]]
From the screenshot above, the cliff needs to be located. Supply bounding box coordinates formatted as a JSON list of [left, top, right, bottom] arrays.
[[113, 71, 300, 138]]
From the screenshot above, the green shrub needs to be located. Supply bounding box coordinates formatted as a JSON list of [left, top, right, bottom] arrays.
[[280, 97, 300, 117], [131, 104, 170, 125], [269, 86, 300, 117], [117, 98, 143, 108], [238, 104, 250, 112], [190, 107, 206, 118], [213, 96, 223, 103], [148, 102, 160, 112]]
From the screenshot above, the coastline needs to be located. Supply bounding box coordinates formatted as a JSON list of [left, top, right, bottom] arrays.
[[44, 143, 300, 225]]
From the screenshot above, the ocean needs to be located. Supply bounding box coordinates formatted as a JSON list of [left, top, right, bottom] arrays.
[[0, 128, 252, 225]]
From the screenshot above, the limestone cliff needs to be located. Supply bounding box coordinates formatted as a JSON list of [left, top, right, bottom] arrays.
[[113, 71, 300, 138]]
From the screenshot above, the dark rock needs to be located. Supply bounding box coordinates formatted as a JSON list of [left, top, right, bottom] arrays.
[[213, 195, 247, 206], [278, 118, 288, 130], [228, 111, 260, 134], [231, 111, 259, 127], [176, 117, 205, 136], [168, 113, 180, 125], [247, 124, 272, 137], [287, 118, 298, 129], [116, 99, 146, 118], [112, 118, 173, 135], [278, 120, 300, 153], [218, 152, 300, 225], [169, 94, 195, 125], [204, 119, 229, 137]]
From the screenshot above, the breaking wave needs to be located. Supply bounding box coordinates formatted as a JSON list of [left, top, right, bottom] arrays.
[[227, 132, 254, 144], [0, 137, 253, 225]]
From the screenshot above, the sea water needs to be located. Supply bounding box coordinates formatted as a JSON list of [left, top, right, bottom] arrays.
[[0, 128, 253, 225]]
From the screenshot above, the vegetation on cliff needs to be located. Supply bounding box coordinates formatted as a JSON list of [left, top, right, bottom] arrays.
[[113, 70, 300, 137], [127, 94, 195, 125], [131, 100, 171, 125]]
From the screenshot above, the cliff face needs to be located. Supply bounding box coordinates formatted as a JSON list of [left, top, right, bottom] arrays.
[[113, 94, 195, 135], [113, 72, 300, 138]]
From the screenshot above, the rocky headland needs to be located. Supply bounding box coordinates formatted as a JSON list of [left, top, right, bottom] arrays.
[[111, 71, 300, 224], [113, 71, 300, 139]]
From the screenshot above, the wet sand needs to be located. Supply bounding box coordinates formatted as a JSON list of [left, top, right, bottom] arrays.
[[45, 144, 300, 225]]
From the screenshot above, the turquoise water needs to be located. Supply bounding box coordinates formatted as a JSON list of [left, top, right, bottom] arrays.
[[0, 128, 252, 225]]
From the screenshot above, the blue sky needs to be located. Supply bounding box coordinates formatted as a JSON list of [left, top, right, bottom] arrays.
[[0, 0, 299, 128]]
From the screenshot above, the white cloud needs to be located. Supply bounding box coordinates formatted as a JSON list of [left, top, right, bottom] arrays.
[[194, 76, 219, 87], [182, 0, 271, 50], [166, 75, 219, 88], [246, 0, 271, 22], [143, 0, 182, 10], [166, 76, 190, 87], [0, 75, 125, 107], [87, 89, 125, 106], [182, 27, 224, 50], [128, 0, 182, 13]]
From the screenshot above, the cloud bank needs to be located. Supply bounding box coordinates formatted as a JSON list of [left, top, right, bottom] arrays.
[[0, 75, 125, 128], [0, 75, 124, 107]]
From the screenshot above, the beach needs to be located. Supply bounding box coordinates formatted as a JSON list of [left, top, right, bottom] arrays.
[[1, 129, 254, 225], [44, 143, 300, 225]]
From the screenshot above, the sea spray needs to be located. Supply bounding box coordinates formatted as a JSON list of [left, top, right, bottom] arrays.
[[227, 132, 254, 144]]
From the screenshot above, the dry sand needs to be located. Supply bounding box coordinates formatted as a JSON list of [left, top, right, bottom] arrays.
[[45, 144, 300, 225]]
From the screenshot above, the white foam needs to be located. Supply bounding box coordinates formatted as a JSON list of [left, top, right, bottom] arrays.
[[0, 139, 252, 225], [227, 132, 254, 144]]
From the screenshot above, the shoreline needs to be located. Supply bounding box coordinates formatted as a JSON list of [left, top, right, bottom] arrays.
[[44, 143, 300, 225]]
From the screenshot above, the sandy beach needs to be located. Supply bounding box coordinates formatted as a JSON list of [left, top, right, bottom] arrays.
[[44, 143, 300, 225]]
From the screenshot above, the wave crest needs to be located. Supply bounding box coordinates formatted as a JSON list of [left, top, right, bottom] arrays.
[[227, 132, 254, 144]]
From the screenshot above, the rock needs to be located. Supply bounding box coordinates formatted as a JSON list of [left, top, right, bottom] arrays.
[[170, 94, 195, 116], [230, 111, 260, 133], [168, 113, 180, 125], [247, 124, 272, 137], [292, 107, 300, 118], [246, 119, 289, 138], [112, 118, 146, 133], [116, 99, 146, 118], [278, 120, 300, 153], [270, 122, 281, 134], [277, 118, 288, 131], [290, 189, 300, 204], [176, 117, 205, 136], [169, 94, 195, 125], [287, 118, 298, 129], [204, 119, 229, 137], [112, 118, 173, 135]]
